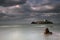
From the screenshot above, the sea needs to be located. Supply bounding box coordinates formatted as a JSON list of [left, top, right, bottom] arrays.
[[0, 24, 60, 40]]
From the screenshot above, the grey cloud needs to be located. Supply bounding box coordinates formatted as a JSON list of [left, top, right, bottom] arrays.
[[0, 0, 60, 13], [0, 0, 60, 24], [33, 6, 60, 13], [0, 0, 27, 6], [26, 0, 60, 13]]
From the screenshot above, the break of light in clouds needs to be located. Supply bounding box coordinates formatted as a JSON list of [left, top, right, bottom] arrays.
[[0, 0, 60, 24]]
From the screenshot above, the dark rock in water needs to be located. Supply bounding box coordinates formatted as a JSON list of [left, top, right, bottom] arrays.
[[31, 20, 53, 24], [44, 28, 53, 35]]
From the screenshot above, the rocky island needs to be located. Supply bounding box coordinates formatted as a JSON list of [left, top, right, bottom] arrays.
[[31, 20, 53, 24]]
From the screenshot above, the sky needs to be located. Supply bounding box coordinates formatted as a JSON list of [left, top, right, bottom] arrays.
[[0, 0, 60, 24]]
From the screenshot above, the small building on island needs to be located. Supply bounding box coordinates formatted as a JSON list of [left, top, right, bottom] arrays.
[[31, 20, 53, 24]]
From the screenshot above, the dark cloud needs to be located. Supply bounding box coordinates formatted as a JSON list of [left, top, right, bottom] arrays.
[[26, 0, 60, 13], [0, 0, 60, 24], [0, 0, 27, 6]]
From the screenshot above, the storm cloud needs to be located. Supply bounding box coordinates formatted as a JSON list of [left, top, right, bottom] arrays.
[[0, 0, 60, 24], [0, 0, 27, 6]]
